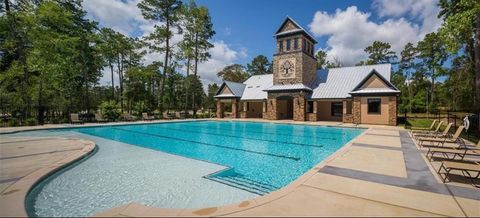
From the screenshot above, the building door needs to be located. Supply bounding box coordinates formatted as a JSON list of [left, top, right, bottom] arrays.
[[277, 96, 293, 119]]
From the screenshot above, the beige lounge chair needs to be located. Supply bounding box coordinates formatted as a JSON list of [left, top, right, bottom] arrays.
[[70, 113, 83, 124], [123, 113, 136, 121], [95, 113, 108, 123], [415, 122, 451, 141], [438, 160, 480, 188], [426, 140, 480, 161], [142, 113, 155, 121], [413, 121, 444, 138], [411, 120, 437, 132], [418, 125, 463, 147], [175, 111, 186, 119], [163, 112, 175, 120]]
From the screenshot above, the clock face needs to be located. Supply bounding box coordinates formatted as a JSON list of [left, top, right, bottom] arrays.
[[279, 58, 296, 79]]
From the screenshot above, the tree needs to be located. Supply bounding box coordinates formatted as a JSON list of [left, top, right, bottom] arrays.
[[99, 28, 122, 99], [138, 0, 183, 113], [315, 50, 327, 70], [362, 41, 397, 65], [417, 32, 447, 112], [216, 64, 249, 83], [438, 0, 480, 110], [399, 42, 418, 113], [246, 55, 271, 75], [205, 83, 219, 112]]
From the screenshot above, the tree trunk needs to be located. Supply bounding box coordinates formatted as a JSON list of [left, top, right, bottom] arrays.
[[37, 74, 44, 125], [185, 58, 190, 116], [117, 55, 124, 112], [110, 62, 115, 99], [192, 33, 199, 117], [160, 15, 170, 114]]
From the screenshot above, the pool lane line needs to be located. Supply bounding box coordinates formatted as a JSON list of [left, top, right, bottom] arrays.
[[111, 127, 301, 161], [143, 125, 325, 148], [175, 123, 343, 140]]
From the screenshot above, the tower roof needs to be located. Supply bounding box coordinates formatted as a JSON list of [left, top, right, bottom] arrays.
[[274, 16, 317, 43]]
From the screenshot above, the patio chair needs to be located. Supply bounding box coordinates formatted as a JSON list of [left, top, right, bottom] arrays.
[[426, 140, 480, 161], [412, 121, 444, 139], [142, 113, 155, 121], [175, 111, 186, 119], [163, 112, 175, 120], [414, 122, 451, 140], [418, 125, 463, 147], [411, 120, 437, 132], [437, 160, 480, 188], [94, 113, 108, 123], [70, 113, 83, 124], [122, 113, 136, 122]]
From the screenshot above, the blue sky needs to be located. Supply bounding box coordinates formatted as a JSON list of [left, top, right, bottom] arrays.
[[83, 0, 442, 86]]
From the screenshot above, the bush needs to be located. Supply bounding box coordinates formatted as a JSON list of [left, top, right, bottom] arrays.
[[133, 101, 150, 117], [99, 100, 121, 121], [26, 118, 37, 126], [8, 118, 19, 127]]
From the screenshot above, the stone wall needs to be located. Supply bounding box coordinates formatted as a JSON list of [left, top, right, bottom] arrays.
[[352, 97, 361, 124], [388, 96, 397, 126], [307, 113, 318, 121], [231, 98, 239, 118], [343, 114, 353, 123], [216, 101, 224, 118], [266, 92, 307, 121], [301, 54, 317, 85]]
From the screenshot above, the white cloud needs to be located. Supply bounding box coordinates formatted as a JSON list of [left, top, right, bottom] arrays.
[[308, 2, 442, 66], [197, 41, 245, 87]]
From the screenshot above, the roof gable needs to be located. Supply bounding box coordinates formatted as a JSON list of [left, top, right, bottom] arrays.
[[351, 69, 398, 92], [214, 81, 246, 98], [274, 16, 317, 43]]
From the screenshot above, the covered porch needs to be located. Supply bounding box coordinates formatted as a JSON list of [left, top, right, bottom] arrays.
[[306, 99, 354, 123], [239, 101, 266, 118]]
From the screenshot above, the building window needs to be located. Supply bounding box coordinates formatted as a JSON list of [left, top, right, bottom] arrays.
[[279, 40, 283, 52], [307, 101, 314, 113], [286, 39, 291, 51], [367, 98, 381, 114], [311, 44, 314, 55], [331, 102, 343, 117], [294, 38, 298, 50]]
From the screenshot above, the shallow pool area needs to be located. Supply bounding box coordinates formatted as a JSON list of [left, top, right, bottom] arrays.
[[11, 121, 364, 217]]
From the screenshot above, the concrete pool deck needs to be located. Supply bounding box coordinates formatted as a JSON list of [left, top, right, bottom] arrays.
[[0, 119, 479, 217]]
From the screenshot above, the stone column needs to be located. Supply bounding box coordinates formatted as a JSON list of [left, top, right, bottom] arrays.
[[313, 101, 318, 114], [293, 94, 306, 121], [216, 101, 224, 118], [266, 98, 277, 120], [388, 96, 397, 126], [353, 97, 361, 124], [232, 99, 239, 118]]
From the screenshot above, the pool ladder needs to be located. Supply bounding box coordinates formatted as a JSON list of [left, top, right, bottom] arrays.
[[207, 175, 278, 196]]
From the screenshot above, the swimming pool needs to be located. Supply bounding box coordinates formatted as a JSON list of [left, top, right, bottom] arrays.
[[16, 120, 364, 216]]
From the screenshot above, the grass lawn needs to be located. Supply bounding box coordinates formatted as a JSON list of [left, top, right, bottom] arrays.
[[405, 118, 479, 143]]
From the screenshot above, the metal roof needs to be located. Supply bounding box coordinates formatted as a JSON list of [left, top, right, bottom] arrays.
[[274, 16, 317, 43], [349, 88, 400, 95], [311, 64, 392, 99], [263, 83, 312, 92], [240, 74, 273, 100], [214, 81, 246, 98]]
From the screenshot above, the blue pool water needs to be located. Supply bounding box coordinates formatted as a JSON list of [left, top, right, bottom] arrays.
[[16, 120, 364, 216]]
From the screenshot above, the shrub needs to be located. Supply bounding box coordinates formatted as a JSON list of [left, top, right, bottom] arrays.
[[26, 118, 37, 126], [133, 101, 150, 117], [99, 100, 121, 121], [8, 118, 19, 127]]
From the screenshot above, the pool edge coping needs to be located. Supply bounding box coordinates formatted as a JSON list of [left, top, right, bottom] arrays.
[[91, 124, 371, 217], [0, 138, 97, 217]]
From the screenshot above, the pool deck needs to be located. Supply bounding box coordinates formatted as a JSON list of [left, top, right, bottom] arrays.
[[1, 119, 479, 217]]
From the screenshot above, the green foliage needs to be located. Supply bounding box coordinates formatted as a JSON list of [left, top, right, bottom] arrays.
[[247, 55, 271, 75], [8, 118, 19, 127], [358, 41, 397, 65], [315, 50, 328, 70], [26, 117, 37, 126], [99, 100, 121, 121], [216, 64, 249, 83]]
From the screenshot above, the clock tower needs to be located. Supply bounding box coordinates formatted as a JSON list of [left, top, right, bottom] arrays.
[[272, 17, 317, 85]]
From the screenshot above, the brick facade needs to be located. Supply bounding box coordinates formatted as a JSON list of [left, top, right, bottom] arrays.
[[388, 96, 397, 126], [266, 92, 307, 121]]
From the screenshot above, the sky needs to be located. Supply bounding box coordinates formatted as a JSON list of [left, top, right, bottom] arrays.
[[83, 0, 443, 88]]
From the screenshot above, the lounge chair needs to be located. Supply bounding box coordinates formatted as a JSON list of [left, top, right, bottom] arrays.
[[412, 121, 444, 139], [415, 122, 451, 140], [175, 111, 186, 119], [70, 113, 83, 124], [438, 160, 480, 188], [95, 113, 108, 123], [418, 125, 463, 147], [163, 112, 175, 120], [142, 113, 155, 121], [122, 113, 136, 121], [426, 140, 480, 161], [411, 119, 437, 132]]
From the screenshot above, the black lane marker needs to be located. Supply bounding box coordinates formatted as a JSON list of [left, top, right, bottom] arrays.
[[172, 123, 341, 140], [146, 125, 324, 148], [112, 127, 300, 161]]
